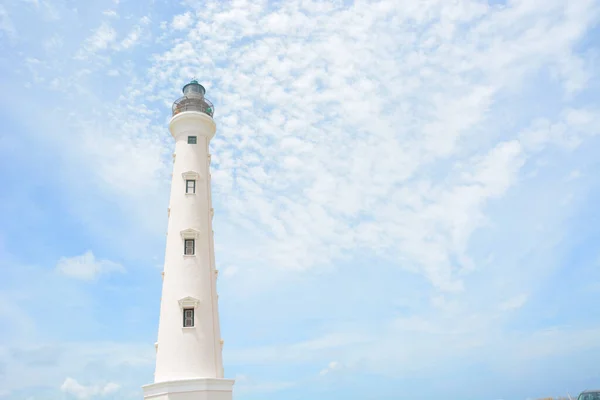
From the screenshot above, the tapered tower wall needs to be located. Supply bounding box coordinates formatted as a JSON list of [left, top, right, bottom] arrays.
[[143, 82, 233, 400]]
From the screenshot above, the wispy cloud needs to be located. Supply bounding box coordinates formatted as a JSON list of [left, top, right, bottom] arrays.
[[118, 25, 142, 50], [56, 251, 124, 281], [1, 0, 600, 398], [76, 15, 151, 59], [0, 5, 17, 41], [498, 294, 529, 311], [42, 34, 63, 53], [76, 21, 117, 58], [319, 361, 341, 376], [60, 378, 120, 400], [124, 0, 600, 294], [102, 9, 118, 18]]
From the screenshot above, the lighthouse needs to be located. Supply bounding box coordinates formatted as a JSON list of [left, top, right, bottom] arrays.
[[142, 81, 235, 400]]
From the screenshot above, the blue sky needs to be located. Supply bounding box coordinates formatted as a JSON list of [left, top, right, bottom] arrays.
[[1, 0, 600, 399]]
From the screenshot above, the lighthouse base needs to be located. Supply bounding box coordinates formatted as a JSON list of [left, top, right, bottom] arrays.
[[142, 378, 235, 400]]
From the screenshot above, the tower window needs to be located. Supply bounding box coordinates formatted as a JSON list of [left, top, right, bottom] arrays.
[[188, 136, 197, 144], [186, 179, 196, 194], [183, 308, 194, 327], [184, 239, 195, 255]]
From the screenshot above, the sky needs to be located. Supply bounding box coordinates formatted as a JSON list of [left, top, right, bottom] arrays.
[[0, 0, 600, 399]]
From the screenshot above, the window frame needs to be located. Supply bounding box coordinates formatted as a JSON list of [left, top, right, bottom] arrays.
[[187, 136, 197, 144], [186, 179, 196, 194], [183, 308, 195, 327], [184, 239, 195, 255]]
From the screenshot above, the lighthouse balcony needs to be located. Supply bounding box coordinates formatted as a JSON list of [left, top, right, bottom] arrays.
[[172, 95, 214, 118]]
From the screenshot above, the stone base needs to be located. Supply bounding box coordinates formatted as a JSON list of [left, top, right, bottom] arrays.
[[142, 378, 235, 400]]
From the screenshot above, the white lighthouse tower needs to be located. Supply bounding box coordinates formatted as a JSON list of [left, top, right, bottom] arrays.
[[142, 81, 235, 400]]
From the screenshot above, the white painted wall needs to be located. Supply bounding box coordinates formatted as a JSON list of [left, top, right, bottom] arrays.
[[143, 378, 234, 400], [153, 111, 224, 382], [146, 392, 232, 400]]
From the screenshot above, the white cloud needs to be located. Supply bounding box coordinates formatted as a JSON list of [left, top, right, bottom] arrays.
[[228, 315, 600, 378], [73, 16, 152, 60], [55, 251, 124, 281], [498, 294, 529, 311], [0, 336, 153, 397], [76, 22, 117, 58], [172, 12, 193, 30], [117, 0, 599, 295], [0, 5, 16, 40], [60, 377, 120, 399], [519, 108, 600, 152], [319, 360, 341, 376], [42, 34, 63, 52], [8, 0, 600, 297], [119, 25, 142, 49], [86, 22, 116, 51], [102, 10, 118, 18]]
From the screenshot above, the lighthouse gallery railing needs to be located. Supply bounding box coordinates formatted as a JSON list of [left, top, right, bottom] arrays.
[[172, 95, 215, 117]]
